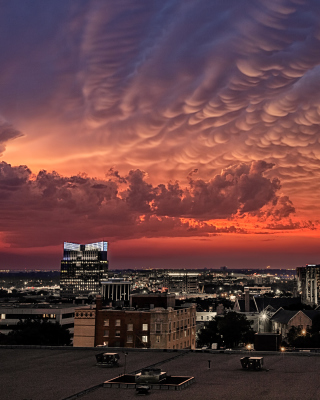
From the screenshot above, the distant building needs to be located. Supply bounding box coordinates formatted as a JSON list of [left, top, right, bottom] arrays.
[[164, 272, 199, 294], [60, 241, 108, 298], [196, 311, 217, 323], [0, 303, 77, 336], [73, 294, 196, 349]]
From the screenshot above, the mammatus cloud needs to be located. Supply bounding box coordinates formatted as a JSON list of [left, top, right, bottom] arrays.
[[1, 1, 320, 195], [0, 117, 23, 156], [0, 159, 306, 248]]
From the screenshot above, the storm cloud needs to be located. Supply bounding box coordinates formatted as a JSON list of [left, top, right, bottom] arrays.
[[0, 160, 296, 247]]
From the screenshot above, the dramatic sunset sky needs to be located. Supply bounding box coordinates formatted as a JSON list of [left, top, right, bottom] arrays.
[[1, 0, 320, 270]]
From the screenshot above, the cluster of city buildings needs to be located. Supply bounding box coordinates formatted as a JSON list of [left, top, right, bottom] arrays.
[[2, 240, 320, 350]]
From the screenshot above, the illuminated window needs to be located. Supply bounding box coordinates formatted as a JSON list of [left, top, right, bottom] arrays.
[[1, 314, 5, 320], [104, 319, 109, 326], [115, 319, 121, 326], [142, 336, 148, 343], [142, 324, 148, 331], [127, 323, 133, 331]]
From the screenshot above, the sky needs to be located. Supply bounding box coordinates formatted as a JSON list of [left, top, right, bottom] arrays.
[[1, 0, 320, 270]]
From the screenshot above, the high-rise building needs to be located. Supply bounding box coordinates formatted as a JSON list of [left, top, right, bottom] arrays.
[[60, 241, 108, 298]]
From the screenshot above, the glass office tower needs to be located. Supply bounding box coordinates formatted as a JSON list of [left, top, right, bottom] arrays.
[[60, 241, 108, 298]]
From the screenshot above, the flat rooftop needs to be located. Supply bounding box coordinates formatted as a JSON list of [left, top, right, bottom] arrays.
[[0, 303, 78, 310], [1, 348, 320, 400]]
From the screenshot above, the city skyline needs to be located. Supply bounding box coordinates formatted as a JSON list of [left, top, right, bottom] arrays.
[[1, 1, 320, 270]]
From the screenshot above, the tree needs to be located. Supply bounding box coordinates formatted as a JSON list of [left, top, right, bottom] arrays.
[[217, 312, 254, 347], [197, 312, 254, 348], [0, 319, 71, 346], [197, 319, 222, 348]]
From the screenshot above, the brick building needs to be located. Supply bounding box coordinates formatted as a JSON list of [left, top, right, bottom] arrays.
[[73, 294, 196, 349]]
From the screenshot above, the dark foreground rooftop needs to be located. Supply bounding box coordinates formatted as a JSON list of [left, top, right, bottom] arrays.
[[2, 347, 320, 400]]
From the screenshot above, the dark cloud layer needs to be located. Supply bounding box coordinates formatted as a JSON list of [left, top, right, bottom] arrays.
[[0, 160, 296, 247]]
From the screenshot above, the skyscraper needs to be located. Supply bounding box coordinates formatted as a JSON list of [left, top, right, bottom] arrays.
[[60, 241, 108, 298]]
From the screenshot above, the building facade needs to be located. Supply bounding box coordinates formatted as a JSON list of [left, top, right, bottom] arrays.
[[101, 279, 131, 305], [73, 295, 197, 349], [60, 241, 108, 298], [296, 264, 320, 306], [164, 272, 199, 294]]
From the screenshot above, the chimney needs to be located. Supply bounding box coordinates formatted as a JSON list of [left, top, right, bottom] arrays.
[[244, 287, 250, 312], [96, 295, 103, 311]]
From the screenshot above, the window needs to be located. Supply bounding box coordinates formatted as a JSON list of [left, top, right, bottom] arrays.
[[173, 333, 175, 340], [184, 330, 187, 337], [127, 323, 133, 331], [201, 316, 203, 320], [156, 323, 161, 332], [127, 335, 133, 343], [115, 319, 121, 326], [115, 330, 120, 337], [142, 323, 148, 331], [1, 314, 5, 320], [104, 319, 109, 326], [104, 330, 109, 337], [156, 335, 160, 343], [142, 336, 148, 343]]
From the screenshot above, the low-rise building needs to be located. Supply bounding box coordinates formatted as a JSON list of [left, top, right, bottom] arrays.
[[73, 294, 197, 349], [0, 303, 77, 336], [269, 308, 320, 338]]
